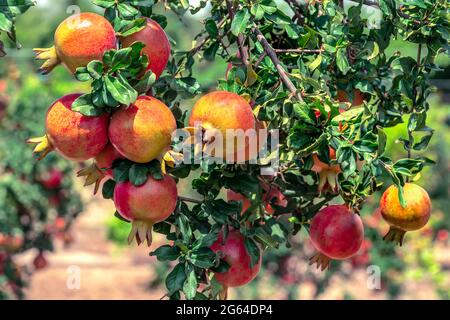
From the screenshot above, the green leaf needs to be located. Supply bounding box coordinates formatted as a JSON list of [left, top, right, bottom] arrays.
[[117, 3, 139, 19], [231, 9, 250, 36], [205, 19, 218, 38], [92, 0, 115, 8], [74, 67, 92, 82], [377, 126, 387, 155], [293, 103, 315, 125], [244, 237, 260, 268], [104, 74, 138, 106], [183, 265, 197, 300], [102, 179, 116, 199], [86, 60, 104, 79], [336, 48, 350, 75], [71, 94, 104, 116], [116, 17, 146, 37], [309, 54, 322, 72], [166, 263, 187, 295], [189, 247, 215, 268], [129, 164, 148, 186], [134, 71, 156, 94], [113, 161, 131, 182], [203, 41, 219, 61], [150, 245, 180, 261]]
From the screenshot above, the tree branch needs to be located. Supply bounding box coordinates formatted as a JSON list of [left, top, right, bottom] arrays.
[[274, 48, 323, 54], [253, 27, 304, 102], [178, 196, 203, 204], [225, 0, 249, 66]]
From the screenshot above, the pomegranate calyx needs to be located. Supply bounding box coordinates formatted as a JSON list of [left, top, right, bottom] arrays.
[[128, 220, 154, 247], [383, 226, 406, 246], [33, 46, 61, 75], [76, 163, 105, 195], [309, 252, 331, 271], [160, 150, 184, 175], [27, 135, 53, 160]]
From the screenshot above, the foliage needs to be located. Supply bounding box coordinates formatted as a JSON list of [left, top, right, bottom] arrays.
[[26, 0, 450, 300]]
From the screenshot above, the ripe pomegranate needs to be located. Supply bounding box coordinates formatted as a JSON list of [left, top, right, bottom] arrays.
[[114, 175, 178, 246], [336, 89, 365, 107], [229, 120, 267, 163], [28, 94, 109, 161], [188, 91, 255, 161], [379, 183, 431, 246], [309, 204, 364, 270], [311, 147, 341, 193], [33, 252, 48, 270], [40, 168, 63, 189], [121, 18, 171, 79], [210, 229, 261, 288], [109, 96, 177, 163], [77, 143, 123, 194], [227, 190, 251, 214], [34, 12, 116, 74]]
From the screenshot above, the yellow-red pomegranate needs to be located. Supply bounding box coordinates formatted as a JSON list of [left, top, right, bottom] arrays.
[[210, 229, 261, 289], [121, 18, 171, 79], [28, 94, 109, 161], [114, 175, 178, 246], [379, 183, 431, 245], [188, 91, 255, 161], [309, 204, 364, 270], [34, 13, 116, 74], [109, 96, 177, 163]]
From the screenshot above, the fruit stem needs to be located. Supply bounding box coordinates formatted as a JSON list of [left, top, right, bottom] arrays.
[[309, 252, 331, 271], [33, 46, 61, 75], [27, 135, 54, 160], [383, 226, 406, 246]]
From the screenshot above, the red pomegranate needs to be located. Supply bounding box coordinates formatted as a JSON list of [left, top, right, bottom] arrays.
[[28, 94, 109, 161], [121, 18, 171, 78], [210, 229, 261, 288], [309, 204, 364, 270], [114, 175, 178, 246], [40, 168, 63, 189], [77, 143, 123, 194], [33, 252, 48, 270]]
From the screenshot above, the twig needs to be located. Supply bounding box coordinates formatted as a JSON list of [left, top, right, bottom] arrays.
[[191, 18, 227, 55], [225, 0, 249, 66], [178, 196, 203, 204], [253, 27, 304, 102], [274, 48, 323, 54], [254, 52, 267, 67]]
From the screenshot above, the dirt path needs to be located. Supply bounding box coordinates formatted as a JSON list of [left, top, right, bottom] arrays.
[[22, 197, 165, 300]]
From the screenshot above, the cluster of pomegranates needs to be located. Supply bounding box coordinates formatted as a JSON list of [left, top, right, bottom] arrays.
[[25, 11, 433, 292]]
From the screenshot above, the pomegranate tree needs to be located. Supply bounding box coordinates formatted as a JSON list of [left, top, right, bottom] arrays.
[[25, 0, 447, 301]]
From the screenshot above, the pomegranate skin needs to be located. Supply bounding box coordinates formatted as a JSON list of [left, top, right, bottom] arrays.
[[108, 96, 177, 163], [35, 13, 117, 74], [45, 94, 109, 161], [310, 205, 364, 260], [114, 175, 178, 223], [210, 230, 261, 287], [95, 143, 123, 179], [227, 190, 251, 214], [122, 18, 171, 78]]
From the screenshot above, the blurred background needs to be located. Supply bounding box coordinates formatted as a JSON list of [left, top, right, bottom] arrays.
[[0, 0, 449, 300]]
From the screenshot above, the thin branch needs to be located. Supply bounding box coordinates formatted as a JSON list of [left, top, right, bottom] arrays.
[[225, 0, 249, 66], [178, 196, 203, 204], [253, 27, 304, 103], [274, 48, 323, 54], [254, 52, 267, 67], [191, 18, 227, 55]]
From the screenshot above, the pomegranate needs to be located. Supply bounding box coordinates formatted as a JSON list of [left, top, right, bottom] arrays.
[[34, 12, 116, 74], [379, 183, 431, 245], [33, 252, 48, 270], [28, 94, 109, 161], [121, 18, 171, 79], [114, 175, 178, 246], [226, 190, 251, 214], [210, 229, 261, 289], [40, 168, 63, 189], [309, 204, 364, 270], [188, 91, 255, 161], [311, 147, 341, 193], [77, 143, 123, 194], [109, 96, 177, 163]]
